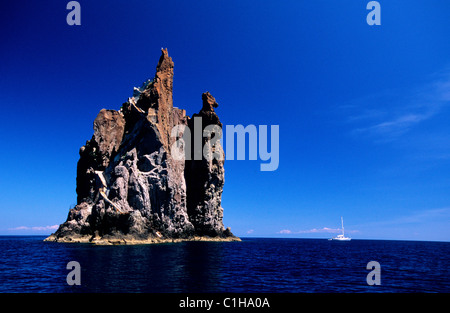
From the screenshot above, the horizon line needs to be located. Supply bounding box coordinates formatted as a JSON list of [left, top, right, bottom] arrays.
[[0, 234, 448, 243]]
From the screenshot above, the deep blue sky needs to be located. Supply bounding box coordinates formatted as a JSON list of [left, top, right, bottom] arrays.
[[1, 0, 449, 241]]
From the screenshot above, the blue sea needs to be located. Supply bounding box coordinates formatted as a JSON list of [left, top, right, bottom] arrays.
[[0, 236, 448, 293]]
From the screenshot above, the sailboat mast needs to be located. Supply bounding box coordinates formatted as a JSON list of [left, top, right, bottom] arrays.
[[341, 216, 344, 236]]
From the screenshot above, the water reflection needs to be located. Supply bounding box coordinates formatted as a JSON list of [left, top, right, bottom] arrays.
[[61, 241, 226, 292]]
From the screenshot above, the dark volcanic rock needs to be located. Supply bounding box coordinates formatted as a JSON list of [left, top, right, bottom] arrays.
[[185, 92, 226, 236], [46, 49, 238, 244]]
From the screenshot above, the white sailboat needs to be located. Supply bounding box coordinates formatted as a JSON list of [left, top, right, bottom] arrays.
[[329, 217, 351, 241]]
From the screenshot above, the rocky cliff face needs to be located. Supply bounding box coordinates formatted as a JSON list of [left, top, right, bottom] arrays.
[[185, 92, 226, 236], [45, 49, 238, 244]]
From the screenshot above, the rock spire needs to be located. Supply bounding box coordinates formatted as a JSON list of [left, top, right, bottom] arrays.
[[45, 49, 238, 244]]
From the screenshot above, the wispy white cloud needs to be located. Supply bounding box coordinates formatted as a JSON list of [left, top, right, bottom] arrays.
[[246, 229, 254, 234], [9, 225, 59, 231], [394, 208, 450, 224], [364, 208, 450, 227], [277, 227, 359, 234], [349, 208, 450, 240], [356, 113, 431, 137], [343, 67, 450, 141], [298, 227, 342, 234]]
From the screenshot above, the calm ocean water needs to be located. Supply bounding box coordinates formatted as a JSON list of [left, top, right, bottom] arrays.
[[0, 236, 448, 293]]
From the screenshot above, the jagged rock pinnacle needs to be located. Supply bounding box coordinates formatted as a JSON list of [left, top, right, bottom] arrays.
[[45, 49, 238, 245], [202, 91, 219, 112]]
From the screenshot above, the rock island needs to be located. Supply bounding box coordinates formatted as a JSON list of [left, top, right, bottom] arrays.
[[45, 49, 239, 245]]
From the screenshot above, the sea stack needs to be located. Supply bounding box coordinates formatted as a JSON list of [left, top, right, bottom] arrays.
[[45, 49, 239, 244]]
